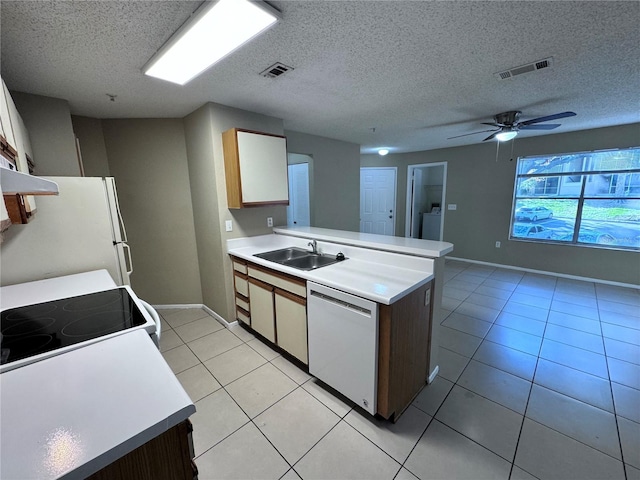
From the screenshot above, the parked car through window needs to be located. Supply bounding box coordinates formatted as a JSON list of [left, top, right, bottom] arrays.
[[510, 147, 640, 249]]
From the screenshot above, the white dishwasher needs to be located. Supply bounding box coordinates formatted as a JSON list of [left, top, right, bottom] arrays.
[[307, 282, 379, 415]]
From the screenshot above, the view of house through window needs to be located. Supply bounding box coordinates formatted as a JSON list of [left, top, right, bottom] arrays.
[[510, 147, 640, 249]]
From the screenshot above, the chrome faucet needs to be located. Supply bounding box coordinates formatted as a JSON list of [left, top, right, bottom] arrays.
[[308, 239, 318, 254]]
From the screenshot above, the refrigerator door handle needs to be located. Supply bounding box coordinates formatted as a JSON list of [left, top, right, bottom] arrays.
[[123, 243, 133, 276], [105, 177, 128, 243], [113, 187, 128, 243]]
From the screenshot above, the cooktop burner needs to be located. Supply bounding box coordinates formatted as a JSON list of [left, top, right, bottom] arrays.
[[1, 288, 147, 367]]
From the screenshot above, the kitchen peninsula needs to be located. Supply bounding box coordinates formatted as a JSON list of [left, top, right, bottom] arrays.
[[227, 227, 452, 421]]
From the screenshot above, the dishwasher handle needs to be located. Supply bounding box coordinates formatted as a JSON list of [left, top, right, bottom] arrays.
[[309, 290, 372, 315]]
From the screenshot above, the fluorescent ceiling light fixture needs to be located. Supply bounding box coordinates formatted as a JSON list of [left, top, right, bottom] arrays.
[[378, 149, 390, 156], [495, 130, 518, 142], [143, 0, 280, 85]]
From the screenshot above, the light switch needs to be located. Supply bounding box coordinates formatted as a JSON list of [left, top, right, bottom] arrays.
[[225, 220, 233, 232], [448, 204, 457, 210]]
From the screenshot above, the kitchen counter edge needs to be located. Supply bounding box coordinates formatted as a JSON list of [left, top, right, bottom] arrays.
[[228, 234, 436, 305]]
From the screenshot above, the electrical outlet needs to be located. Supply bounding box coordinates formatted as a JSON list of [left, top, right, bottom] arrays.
[[448, 204, 457, 211], [225, 220, 232, 232], [267, 217, 273, 227], [495, 241, 501, 248]]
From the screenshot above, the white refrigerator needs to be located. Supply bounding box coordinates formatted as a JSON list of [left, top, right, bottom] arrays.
[[0, 177, 132, 287]]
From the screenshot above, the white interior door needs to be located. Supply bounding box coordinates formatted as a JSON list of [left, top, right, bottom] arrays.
[[287, 163, 310, 227], [360, 167, 396, 235]]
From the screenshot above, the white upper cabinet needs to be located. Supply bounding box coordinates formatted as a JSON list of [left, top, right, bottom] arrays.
[[0, 80, 16, 148], [222, 128, 289, 209]]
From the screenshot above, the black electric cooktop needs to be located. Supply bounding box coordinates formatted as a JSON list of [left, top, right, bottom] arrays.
[[1, 288, 148, 367]]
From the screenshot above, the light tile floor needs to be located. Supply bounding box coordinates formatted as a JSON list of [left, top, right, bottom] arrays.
[[158, 259, 640, 480]]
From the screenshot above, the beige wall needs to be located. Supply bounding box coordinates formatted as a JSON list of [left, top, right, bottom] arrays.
[[71, 115, 110, 177], [184, 103, 287, 321], [11, 91, 80, 176], [362, 123, 640, 285], [101, 118, 203, 304], [285, 130, 360, 232]]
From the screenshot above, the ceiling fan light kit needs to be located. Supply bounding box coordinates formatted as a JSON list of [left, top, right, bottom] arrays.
[[495, 130, 518, 142]]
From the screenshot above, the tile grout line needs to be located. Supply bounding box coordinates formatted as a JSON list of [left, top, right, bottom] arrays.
[[598, 294, 630, 480], [445, 265, 533, 476], [502, 264, 551, 479]]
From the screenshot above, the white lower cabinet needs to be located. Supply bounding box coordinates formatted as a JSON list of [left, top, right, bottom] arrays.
[[248, 278, 275, 342], [275, 289, 308, 364], [231, 256, 308, 364]]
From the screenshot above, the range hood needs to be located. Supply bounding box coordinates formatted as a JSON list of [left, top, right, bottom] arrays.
[[0, 165, 59, 195]]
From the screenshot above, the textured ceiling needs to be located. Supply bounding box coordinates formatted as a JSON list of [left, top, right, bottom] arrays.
[[1, 1, 639, 154]]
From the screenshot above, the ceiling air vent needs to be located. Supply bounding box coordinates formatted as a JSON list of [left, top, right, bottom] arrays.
[[260, 62, 293, 78], [495, 57, 553, 80]]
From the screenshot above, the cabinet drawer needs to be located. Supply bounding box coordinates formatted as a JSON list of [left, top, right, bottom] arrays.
[[233, 259, 247, 275], [235, 295, 250, 312], [234, 273, 249, 297], [236, 307, 250, 324], [248, 266, 306, 298]]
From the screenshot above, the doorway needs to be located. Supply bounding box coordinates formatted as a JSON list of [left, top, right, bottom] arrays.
[[405, 163, 447, 240], [360, 167, 397, 235], [287, 161, 310, 227]]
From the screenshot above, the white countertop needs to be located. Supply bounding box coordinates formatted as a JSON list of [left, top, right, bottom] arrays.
[[228, 233, 435, 304], [273, 226, 454, 258], [0, 329, 195, 480], [0, 269, 118, 310]]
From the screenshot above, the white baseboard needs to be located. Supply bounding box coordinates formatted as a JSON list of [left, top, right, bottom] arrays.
[[152, 303, 204, 310], [428, 365, 439, 384], [202, 304, 237, 328], [446, 256, 640, 289], [152, 303, 236, 329]]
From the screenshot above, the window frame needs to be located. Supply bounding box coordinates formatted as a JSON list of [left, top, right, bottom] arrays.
[[509, 147, 640, 251]]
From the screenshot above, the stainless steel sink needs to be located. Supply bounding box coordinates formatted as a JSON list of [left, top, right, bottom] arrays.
[[253, 247, 344, 270], [254, 247, 309, 263], [283, 254, 340, 270]]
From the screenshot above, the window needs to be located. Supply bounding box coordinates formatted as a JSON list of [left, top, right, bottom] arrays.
[[510, 147, 640, 249]]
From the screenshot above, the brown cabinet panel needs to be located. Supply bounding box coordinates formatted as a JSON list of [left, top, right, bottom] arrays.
[[377, 282, 433, 420], [3, 193, 30, 224], [87, 420, 194, 480]]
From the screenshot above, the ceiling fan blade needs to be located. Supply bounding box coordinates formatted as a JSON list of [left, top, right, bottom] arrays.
[[447, 129, 497, 140], [481, 122, 501, 127], [519, 124, 561, 130], [520, 111, 576, 125], [483, 132, 500, 141]]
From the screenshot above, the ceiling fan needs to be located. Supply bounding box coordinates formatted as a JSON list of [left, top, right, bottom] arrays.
[[448, 110, 577, 142]]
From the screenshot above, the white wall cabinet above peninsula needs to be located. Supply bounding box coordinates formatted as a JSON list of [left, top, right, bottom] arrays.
[[222, 128, 289, 209]]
